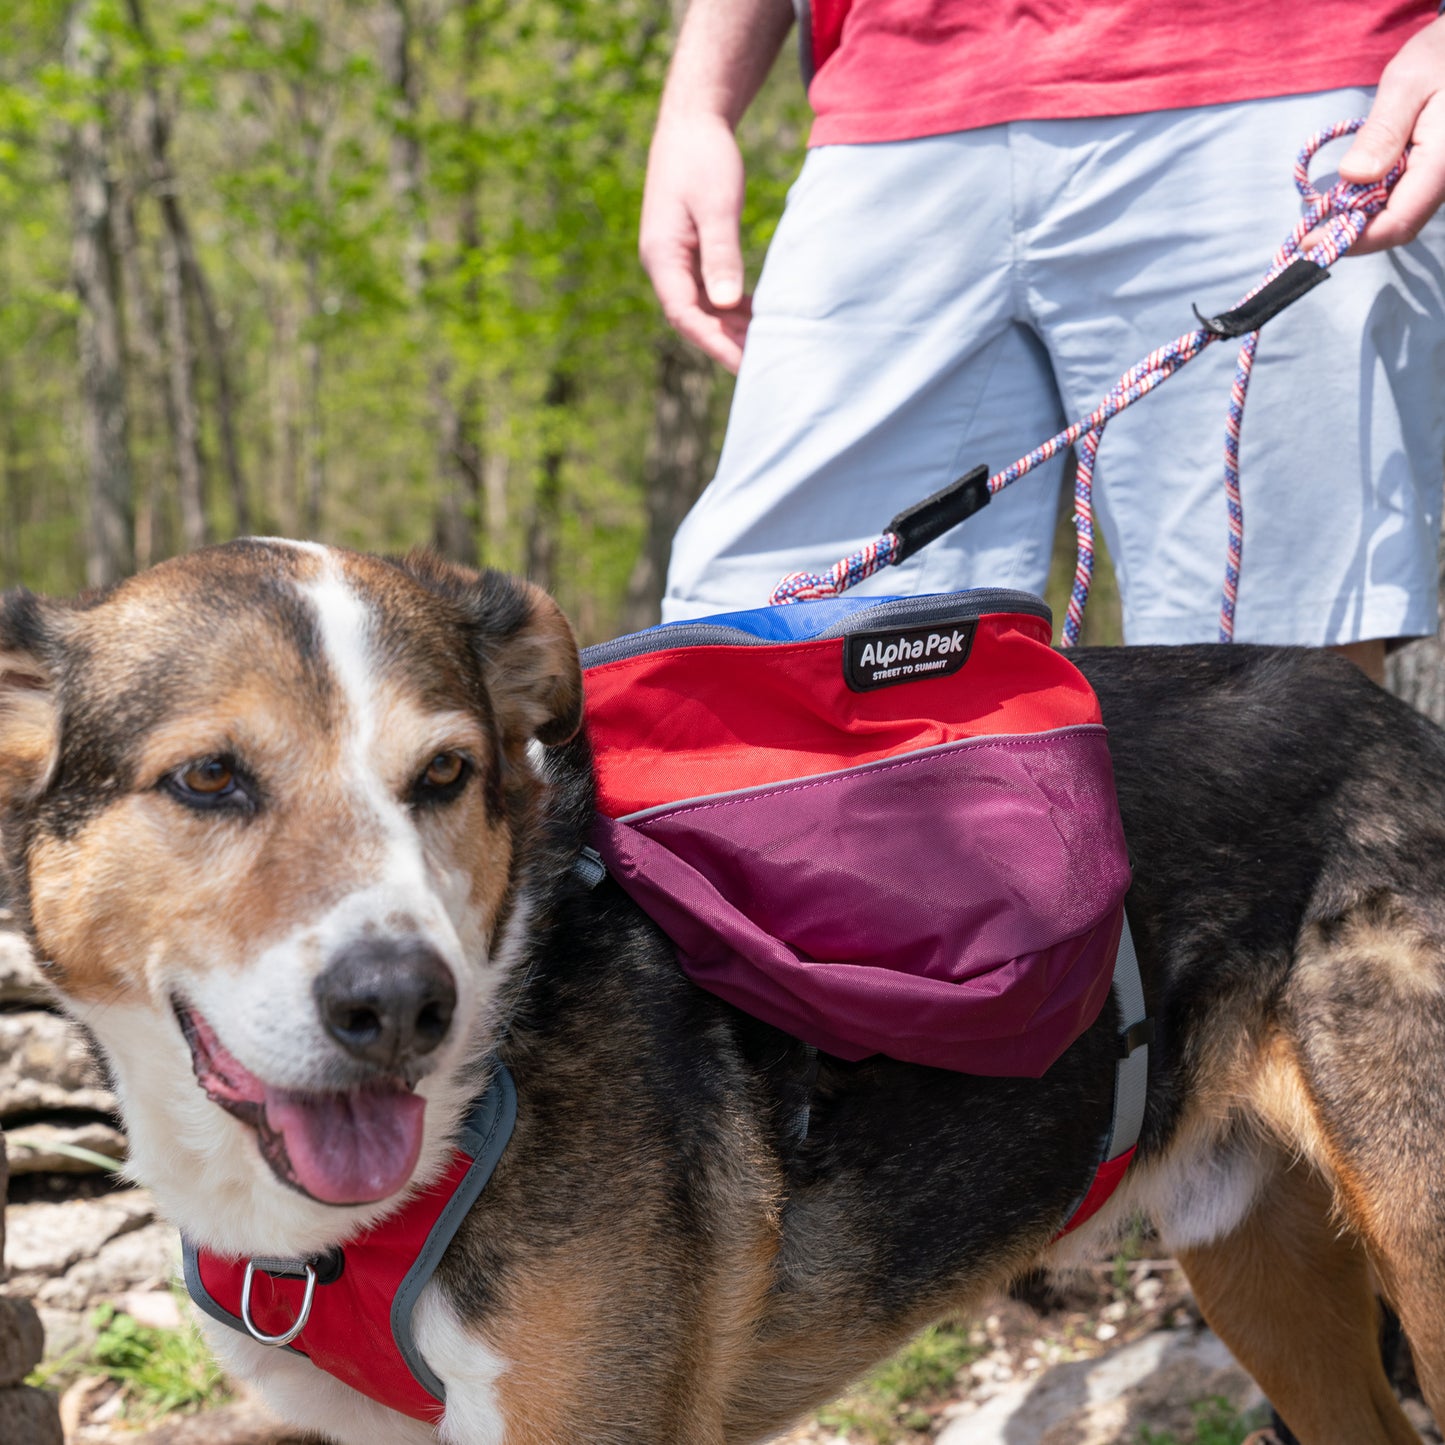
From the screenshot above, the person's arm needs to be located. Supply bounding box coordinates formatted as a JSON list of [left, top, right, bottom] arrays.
[[639, 0, 796, 372], [1338, 12, 1445, 253]]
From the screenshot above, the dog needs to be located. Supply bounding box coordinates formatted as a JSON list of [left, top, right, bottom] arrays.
[[1, 538, 1442, 1445]]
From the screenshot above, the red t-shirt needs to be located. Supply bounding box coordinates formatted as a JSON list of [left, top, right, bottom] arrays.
[[806, 1, 1436, 146]]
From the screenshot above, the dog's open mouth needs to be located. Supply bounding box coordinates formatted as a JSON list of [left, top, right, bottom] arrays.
[[174, 1001, 425, 1206]]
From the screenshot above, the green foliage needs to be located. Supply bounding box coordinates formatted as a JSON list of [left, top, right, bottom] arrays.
[[815, 1324, 982, 1442], [28, 1299, 230, 1422], [87, 1302, 231, 1422], [1137, 1394, 1270, 1445], [1110, 1212, 1151, 1294], [0, 0, 811, 635]]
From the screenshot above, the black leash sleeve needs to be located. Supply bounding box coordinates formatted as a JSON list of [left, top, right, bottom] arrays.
[[1192, 257, 1330, 339], [887, 463, 991, 563]]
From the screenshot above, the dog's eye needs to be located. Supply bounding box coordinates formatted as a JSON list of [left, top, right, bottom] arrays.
[[165, 757, 251, 811], [184, 759, 234, 794], [413, 751, 472, 805]]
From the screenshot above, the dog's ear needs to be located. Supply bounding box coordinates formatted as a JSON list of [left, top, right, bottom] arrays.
[[0, 589, 63, 807], [400, 554, 583, 749], [474, 574, 583, 749]]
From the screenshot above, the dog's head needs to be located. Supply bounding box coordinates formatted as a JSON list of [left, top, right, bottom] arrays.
[[0, 540, 583, 1255]]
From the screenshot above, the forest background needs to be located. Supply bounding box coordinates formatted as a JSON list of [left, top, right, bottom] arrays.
[[7, 0, 1445, 693], [0, 0, 820, 643]]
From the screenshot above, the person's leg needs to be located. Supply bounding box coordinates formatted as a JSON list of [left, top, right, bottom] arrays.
[[663, 131, 1068, 621], [1018, 89, 1445, 650]]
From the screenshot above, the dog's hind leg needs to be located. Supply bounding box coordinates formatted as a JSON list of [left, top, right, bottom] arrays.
[[1188, 894, 1445, 1443], [1274, 896, 1445, 1437], [1174, 1153, 1419, 1445]]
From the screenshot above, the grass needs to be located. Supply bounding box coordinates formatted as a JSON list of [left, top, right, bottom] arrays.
[[27, 1299, 231, 1426], [815, 1323, 983, 1442], [1138, 1394, 1271, 1445], [1111, 1212, 1152, 1294]]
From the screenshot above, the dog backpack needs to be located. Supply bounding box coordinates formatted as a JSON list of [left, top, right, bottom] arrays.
[[582, 589, 1133, 1078]]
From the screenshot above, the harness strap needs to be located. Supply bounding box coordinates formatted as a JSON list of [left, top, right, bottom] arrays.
[[1107, 912, 1150, 1157], [1056, 909, 1151, 1236]]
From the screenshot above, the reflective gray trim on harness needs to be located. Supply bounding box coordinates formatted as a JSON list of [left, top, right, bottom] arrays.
[[1107, 911, 1151, 1163], [1052, 908, 1151, 1235]]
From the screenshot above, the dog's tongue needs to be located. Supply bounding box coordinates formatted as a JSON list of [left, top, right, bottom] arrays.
[[263, 1087, 426, 1205]]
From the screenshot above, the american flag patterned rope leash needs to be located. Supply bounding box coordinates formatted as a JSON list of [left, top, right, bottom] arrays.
[[770, 119, 1405, 645]]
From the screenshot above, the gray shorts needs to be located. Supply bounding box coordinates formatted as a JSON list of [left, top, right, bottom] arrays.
[[663, 87, 1445, 645]]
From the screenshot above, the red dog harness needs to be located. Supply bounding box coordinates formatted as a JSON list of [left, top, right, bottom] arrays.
[[183, 1067, 516, 1423]]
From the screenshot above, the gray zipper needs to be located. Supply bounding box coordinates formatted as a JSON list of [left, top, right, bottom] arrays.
[[580, 590, 1053, 669]]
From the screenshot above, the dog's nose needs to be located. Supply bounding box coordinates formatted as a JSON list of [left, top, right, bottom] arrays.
[[313, 939, 457, 1070]]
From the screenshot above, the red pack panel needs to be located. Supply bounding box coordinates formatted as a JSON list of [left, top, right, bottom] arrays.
[[586, 610, 1094, 818]]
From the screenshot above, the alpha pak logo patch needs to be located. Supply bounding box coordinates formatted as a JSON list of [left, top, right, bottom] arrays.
[[844, 620, 976, 692]]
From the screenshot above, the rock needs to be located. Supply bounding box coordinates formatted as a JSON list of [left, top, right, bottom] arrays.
[[3, 1193, 155, 1281], [60, 1373, 119, 1439], [0, 1011, 115, 1119], [8, 1193, 178, 1367], [1133, 1276, 1164, 1309], [5, 1121, 127, 1174], [936, 1326, 1264, 1445], [40, 1219, 179, 1314], [0, 1383, 65, 1444], [0, 1293, 44, 1386], [118, 1289, 182, 1332], [0, 929, 50, 1006], [1, 1124, 8, 1269], [37, 1303, 101, 1364]]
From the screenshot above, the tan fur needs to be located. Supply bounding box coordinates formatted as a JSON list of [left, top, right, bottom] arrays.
[[1178, 1159, 1419, 1445], [0, 649, 60, 805]]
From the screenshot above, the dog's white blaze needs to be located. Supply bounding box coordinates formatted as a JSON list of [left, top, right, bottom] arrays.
[[291, 554, 488, 1004]]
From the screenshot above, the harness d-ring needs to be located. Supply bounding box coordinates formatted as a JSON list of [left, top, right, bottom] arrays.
[[240, 1259, 317, 1347]]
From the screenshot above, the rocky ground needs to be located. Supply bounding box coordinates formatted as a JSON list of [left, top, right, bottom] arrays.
[[3, 913, 1443, 1444]]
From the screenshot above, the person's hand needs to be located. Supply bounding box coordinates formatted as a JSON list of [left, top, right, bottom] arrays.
[[640, 110, 752, 373], [1339, 14, 1445, 254]]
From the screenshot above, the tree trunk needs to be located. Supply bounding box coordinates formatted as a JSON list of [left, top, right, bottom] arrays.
[[0, 359, 23, 586], [378, 0, 484, 566], [292, 70, 326, 539], [185, 249, 249, 536], [527, 368, 573, 593], [1385, 518, 1445, 724], [159, 207, 207, 549], [111, 177, 173, 571], [66, 1, 135, 588], [126, 0, 208, 551], [621, 337, 717, 631], [302, 249, 325, 537]]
